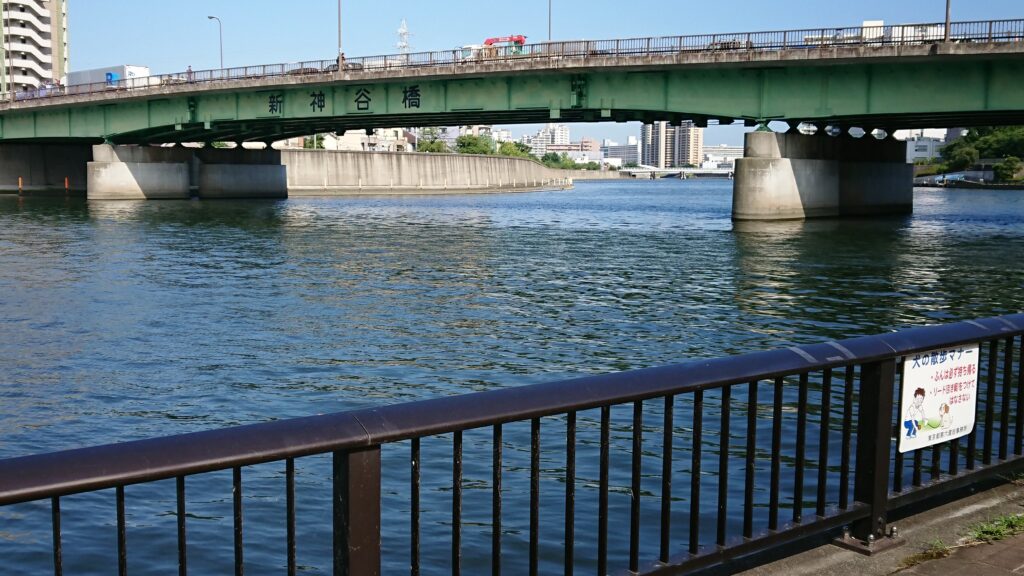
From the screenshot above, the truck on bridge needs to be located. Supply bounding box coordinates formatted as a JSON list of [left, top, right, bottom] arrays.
[[802, 20, 945, 46], [459, 35, 528, 61], [66, 65, 155, 90]]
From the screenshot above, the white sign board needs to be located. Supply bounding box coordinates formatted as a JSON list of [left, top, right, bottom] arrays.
[[899, 344, 980, 453]]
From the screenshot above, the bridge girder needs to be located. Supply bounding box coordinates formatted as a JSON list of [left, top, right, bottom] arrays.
[[2, 57, 1024, 144]]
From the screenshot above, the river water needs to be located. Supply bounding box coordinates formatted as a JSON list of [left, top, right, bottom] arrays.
[[0, 181, 1022, 573]]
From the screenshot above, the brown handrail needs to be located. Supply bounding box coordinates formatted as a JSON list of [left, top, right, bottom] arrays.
[[0, 313, 1019, 506]]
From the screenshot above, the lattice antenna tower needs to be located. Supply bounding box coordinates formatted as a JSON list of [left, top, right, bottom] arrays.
[[397, 19, 413, 54]]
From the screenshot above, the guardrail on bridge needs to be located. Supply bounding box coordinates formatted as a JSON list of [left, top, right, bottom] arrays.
[[2, 19, 1023, 105]]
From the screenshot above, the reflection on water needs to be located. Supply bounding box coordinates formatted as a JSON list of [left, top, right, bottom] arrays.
[[0, 182, 1022, 572]]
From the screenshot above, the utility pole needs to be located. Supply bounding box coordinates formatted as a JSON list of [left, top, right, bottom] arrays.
[[944, 0, 951, 42], [548, 0, 552, 41], [207, 16, 223, 68]]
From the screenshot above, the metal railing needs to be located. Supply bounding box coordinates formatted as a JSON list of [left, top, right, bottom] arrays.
[[0, 314, 1022, 574], [3, 19, 1023, 105]]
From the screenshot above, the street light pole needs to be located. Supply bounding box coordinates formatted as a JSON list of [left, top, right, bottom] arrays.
[[548, 0, 552, 41], [207, 16, 223, 69], [338, 0, 343, 56], [944, 0, 951, 42]]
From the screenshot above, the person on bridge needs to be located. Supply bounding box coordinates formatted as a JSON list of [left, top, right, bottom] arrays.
[[187, 66, 194, 83]]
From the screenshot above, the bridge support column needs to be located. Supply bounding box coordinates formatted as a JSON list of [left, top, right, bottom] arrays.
[[87, 145, 287, 200], [732, 132, 912, 221], [88, 145, 192, 200], [197, 164, 287, 199], [195, 147, 287, 199]]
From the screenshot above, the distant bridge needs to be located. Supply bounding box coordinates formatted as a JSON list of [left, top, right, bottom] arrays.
[[0, 20, 1023, 144], [621, 167, 734, 179]]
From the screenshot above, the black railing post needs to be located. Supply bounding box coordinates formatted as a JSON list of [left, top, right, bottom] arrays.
[[333, 447, 382, 576], [851, 359, 896, 543]]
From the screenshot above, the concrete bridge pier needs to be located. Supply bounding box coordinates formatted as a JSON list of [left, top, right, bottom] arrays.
[[87, 145, 287, 200], [732, 132, 912, 220]]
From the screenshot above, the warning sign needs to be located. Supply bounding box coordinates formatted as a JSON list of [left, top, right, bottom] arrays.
[[898, 344, 980, 453]]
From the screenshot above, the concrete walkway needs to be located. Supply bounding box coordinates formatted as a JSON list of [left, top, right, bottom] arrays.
[[738, 482, 1024, 576], [901, 533, 1024, 575]]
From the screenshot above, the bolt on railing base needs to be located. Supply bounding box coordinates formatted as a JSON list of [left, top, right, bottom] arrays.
[[832, 526, 906, 556]]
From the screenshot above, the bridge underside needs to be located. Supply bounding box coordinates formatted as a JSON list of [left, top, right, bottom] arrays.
[[1, 56, 1023, 144]]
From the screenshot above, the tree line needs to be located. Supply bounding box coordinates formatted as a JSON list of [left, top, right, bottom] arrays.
[[936, 127, 1023, 182], [416, 131, 604, 170]]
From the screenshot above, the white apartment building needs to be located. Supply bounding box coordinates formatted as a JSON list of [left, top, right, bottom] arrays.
[[492, 128, 513, 143], [523, 123, 570, 156], [0, 0, 68, 94]]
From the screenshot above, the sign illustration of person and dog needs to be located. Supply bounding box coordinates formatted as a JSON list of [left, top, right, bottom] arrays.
[[899, 345, 979, 453]]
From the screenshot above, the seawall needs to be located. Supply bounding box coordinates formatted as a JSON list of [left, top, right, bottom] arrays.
[[282, 150, 573, 196]]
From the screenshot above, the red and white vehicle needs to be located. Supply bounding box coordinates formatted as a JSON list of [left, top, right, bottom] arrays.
[[458, 35, 528, 60]]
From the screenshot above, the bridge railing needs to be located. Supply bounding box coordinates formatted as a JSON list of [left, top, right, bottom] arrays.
[[2, 19, 1023, 104], [0, 315, 1022, 574]]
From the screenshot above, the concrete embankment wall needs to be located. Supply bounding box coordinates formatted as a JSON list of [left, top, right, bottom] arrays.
[[282, 150, 571, 195], [0, 143, 93, 195], [6, 144, 577, 200], [733, 132, 913, 220]]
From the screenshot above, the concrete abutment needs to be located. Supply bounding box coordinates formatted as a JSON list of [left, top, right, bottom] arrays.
[[87, 145, 286, 200], [732, 132, 913, 221]]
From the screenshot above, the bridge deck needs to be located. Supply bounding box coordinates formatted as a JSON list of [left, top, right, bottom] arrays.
[[0, 20, 1022, 143]]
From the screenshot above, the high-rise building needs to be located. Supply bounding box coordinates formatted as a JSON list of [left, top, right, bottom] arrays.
[[641, 121, 704, 168], [0, 0, 68, 95], [676, 121, 704, 167], [641, 122, 673, 168]]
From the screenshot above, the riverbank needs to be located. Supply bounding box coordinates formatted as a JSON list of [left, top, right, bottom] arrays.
[[945, 180, 1024, 190], [914, 181, 1024, 190]]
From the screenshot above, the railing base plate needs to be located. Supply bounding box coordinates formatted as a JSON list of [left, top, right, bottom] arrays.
[[832, 533, 906, 556]]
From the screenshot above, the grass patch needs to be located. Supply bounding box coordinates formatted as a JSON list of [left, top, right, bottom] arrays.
[[897, 540, 953, 570], [894, 513, 1024, 572], [1001, 472, 1024, 487], [967, 514, 1024, 543]]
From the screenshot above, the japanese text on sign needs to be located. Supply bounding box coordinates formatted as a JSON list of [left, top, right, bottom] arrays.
[[899, 344, 979, 453], [354, 88, 372, 111], [267, 94, 283, 114], [310, 91, 326, 112], [402, 85, 421, 109]]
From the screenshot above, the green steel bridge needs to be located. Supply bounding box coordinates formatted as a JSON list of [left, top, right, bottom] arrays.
[[1, 19, 1023, 145]]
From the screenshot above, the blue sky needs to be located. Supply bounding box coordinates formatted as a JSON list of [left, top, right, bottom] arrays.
[[69, 0, 1019, 145]]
